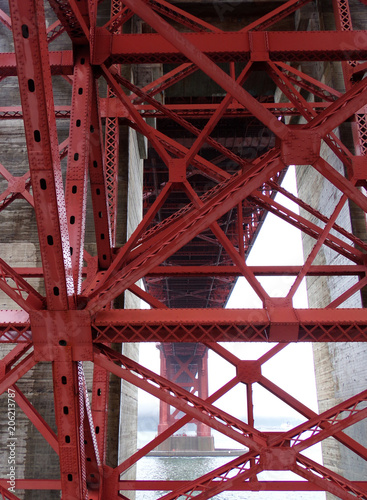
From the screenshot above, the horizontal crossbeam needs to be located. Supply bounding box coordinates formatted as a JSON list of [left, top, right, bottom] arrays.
[[2, 309, 367, 343], [116, 480, 367, 491], [92, 308, 367, 343], [95, 30, 367, 64]]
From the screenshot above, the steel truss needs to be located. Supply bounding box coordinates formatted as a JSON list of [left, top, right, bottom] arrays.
[[0, 0, 367, 498]]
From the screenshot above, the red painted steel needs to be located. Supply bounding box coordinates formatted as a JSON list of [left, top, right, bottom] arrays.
[[0, 0, 367, 498], [98, 31, 367, 65]]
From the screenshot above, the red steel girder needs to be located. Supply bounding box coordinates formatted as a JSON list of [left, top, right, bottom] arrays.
[[104, 84, 120, 246], [0, 51, 74, 76], [0, 343, 32, 376], [0, 350, 37, 395], [130, 63, 197, 105], [117, 480, 367, 492], [65, 47, 93, 294], [242, 0, 313, 32], [266, 62, 356, 171], [91, 308, 367, 343], [91, 364, 109, 464], [0, 163, 33, 210], [13, 386, 59, 453], [0, 100, 330, 120], [135, 101, 330, 119], [48, 0, 89, 43], [52, 355, 86, 498], [0, 311, 32, 343], [199, 336, 367, 462], [89, 79, 113, 267], [4, 307, 367, 345], [9, 0, 74, 309], [332, 0, 367, 156], [306, 76, 367, 135], [0, 8, 11, 30], [273, 61, 342, 102], [266, 180, 367, 252], [146, 265, 367, 278], [110, 67, 255, 171], [95, 30, 367, 65], [0, 258, 44, 311], [295, 455, 367, 500]]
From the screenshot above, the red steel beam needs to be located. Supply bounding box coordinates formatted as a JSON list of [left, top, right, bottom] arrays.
[[0, 51, 74, 76], [0, 351, 37, 395], [0, 258, 44, 311], [307, 76, 367, 135], [144, 0, 222, 34], [117, 480, 367, 492], [295, 455, 367, 500], [262, 376, 367, 461], [96, 31, 367, 65], [92, 308, 367, 343], [0, 101, 331, 120], [0, 8, 11, 30], [89, 79, 113, 268], [101, 23, 289, 140], [145, 265, 367, 277], [65, 47, 93, 294], [13, 386, 59, 453], [9, 0, 74, 309], [0, 480, 61, 490], [4, 309, 367, 344], [0, 344, 32, 377], [48, 0, 89, 43], [242, 0, 313, 32], [52, 356, 86, 498]]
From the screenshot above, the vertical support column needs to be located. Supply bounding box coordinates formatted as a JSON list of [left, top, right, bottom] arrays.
[[158, 349, 169, 434], [89, 79, 112, 270], [104, 96, 120, 246], [52, 351, 86, 499], [65, 47, 93, 294], [91, 364, 109, 464], [158, 346, 213, 451], [104, 0, 123, 247], [197, 352, 211, 438], [9, 0, 73, 309]]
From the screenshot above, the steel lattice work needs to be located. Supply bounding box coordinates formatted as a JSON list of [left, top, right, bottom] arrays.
[[0, 0, 367, 498]]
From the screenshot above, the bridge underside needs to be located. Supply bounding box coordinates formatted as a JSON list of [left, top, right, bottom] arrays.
[[0, 0, 367, 499]]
